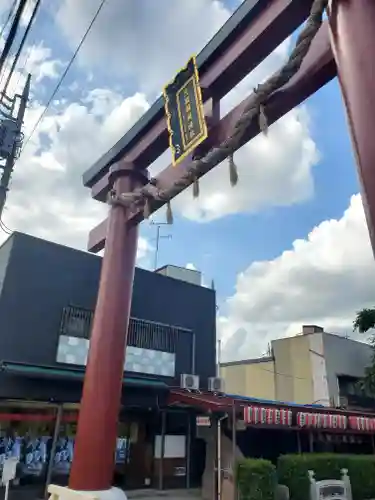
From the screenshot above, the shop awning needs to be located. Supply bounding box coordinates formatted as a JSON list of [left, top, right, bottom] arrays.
[[0, 361, 169, 390], [168, 389, 375, 430], [168, 388, 237, 412]]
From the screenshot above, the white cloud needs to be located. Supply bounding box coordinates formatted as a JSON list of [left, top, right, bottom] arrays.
[[55, 0, 319, 223], [219, 194, 375, 361], [136, 236, 153, 264], [0, 43, 63, 99], [55, 0, 230, 97], [0, 87, 150, 255], [24, 43, 65, 83], [0, 0, 320, 255]]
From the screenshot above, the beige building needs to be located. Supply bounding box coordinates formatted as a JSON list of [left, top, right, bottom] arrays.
[[220, 325, 374, 408]]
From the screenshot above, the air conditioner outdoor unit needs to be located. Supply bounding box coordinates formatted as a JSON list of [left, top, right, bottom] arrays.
[[208, 376, 225, 393], [180, 373, 200, 391], [339, 396, 348, 409]]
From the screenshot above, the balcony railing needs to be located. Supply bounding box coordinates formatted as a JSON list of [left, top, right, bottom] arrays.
[[59, 306, 192, 354], [59, 306, 93, 339]]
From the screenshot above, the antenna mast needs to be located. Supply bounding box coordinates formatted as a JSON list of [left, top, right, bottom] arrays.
[[150, 220, 172, 270]]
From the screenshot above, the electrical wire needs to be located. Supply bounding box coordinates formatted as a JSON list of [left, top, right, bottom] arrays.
[[1, 0, 41, 96], [0, 0, 28, 78], [0, 219, 12, 235], [0, 216, 12, 232], [0, 0, 18, 40], [21, 0, 107, 154], [14, 44, 32, 90]]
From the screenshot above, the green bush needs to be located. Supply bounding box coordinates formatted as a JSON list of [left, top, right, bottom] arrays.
[[236, 458, 277, 500], [278, 453, 375, 500]]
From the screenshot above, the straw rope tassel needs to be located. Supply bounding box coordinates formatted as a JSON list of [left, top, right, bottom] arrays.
[[143, 198, 151, 219], [229, 154, 238, 187], [166, 200, 173, 224], [193, 176, 200, 198], [259, 104, 268, 135]]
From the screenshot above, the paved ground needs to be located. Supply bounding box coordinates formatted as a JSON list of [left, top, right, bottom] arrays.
[[1, 486, 202, 500], [127, 490, 201, 499]]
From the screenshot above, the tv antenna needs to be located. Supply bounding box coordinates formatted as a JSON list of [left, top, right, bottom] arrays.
[[150, 220, 172, 270]]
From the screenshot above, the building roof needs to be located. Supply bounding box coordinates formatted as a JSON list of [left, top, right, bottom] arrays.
[[220, 356, 273, 367], [168, 388, 375, 419], [168, 388, 324, 413]]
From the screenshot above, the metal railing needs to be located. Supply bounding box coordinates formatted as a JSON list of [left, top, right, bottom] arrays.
[[59, 305, 193, 355], [59, 305, 93, 339]]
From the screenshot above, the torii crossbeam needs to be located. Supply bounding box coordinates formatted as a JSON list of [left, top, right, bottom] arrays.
[[67, 0, 375, 496]]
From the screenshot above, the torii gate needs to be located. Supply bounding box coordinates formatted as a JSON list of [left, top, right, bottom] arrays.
[[65, 0, 374, 496]]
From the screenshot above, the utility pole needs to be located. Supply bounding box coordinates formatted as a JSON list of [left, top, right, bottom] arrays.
[[0, 74, 31, 219], [150, 220, 172, 270]]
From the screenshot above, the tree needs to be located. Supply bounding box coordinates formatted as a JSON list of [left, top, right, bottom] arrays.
[[353, 308, 375, 394], [353, 308, 375, 333]]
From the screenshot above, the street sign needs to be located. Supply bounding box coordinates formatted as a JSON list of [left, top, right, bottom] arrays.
[[196, 416, 211, 427], [163, 56, 208, 166]]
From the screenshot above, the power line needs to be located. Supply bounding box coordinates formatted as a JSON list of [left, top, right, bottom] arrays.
[[0, 0, 18, 40], [0, 219, 11, 235], [0, 0, 28, 78], [1, 0, 41, 96], [14, 44, 31, 90], [0, 218, 12, 233], [21, 0, 107, 154]]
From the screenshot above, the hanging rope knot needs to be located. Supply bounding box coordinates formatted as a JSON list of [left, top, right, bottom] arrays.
[[253, 87, 268, 135], [228, 153, 238, 187], [192, 176, 200, 198], [166, 199, 173, 224], [142, 192, 153, 219], [258, 103, 268, 135]]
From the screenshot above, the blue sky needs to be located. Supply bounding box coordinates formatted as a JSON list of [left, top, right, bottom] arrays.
[[140, 71, 360, 313], [0, 0, 373, 360]]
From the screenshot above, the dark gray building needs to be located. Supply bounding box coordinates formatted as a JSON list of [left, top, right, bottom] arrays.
[[0, 232, 217, 490], [0, 231, 216, 404]]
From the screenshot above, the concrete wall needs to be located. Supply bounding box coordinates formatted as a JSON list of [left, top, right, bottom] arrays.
[[323, 333, 373, 404], [199, 424, 243, 500], [221, 330, 373, 408], [272, 335, 315, 404], [221, 358, 275, 399], [0, 236, 13, 299], [308, 332, 330, 405]]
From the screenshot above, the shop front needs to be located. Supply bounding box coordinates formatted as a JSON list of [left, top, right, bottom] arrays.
[[168, 390, 375, 472]]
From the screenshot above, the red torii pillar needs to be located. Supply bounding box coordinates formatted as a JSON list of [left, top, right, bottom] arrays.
[[328, 0, 375, 250], [68, 163, 147, 495]]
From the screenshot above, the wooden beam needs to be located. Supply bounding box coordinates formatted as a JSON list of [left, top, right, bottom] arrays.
[[88, 22, 336, 253], [85, 0, 316, 193]]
